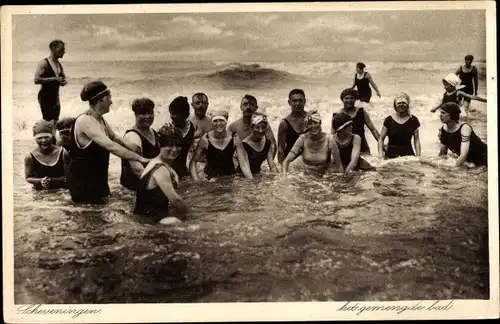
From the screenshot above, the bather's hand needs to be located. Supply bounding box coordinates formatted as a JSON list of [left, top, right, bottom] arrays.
[[41, 176, 51, 189]]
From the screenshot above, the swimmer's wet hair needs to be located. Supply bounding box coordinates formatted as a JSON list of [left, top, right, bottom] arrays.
[[440, 102, 461, 121], [132, 98, 155, 115], [356, 62, 366, 69], [56, 117, 76, 131], [80, 80, 110, 105], [465, 54, 474, 61], [49, 39, 65, 50], [289, 89, 305, 99], [169, 96, 190, 119]]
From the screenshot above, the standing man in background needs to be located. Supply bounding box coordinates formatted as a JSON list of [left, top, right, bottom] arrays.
[[455, 54, 479, 116], [34, 39, 67, 137]]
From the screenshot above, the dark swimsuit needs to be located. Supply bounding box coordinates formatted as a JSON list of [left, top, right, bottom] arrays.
[[333, 108, 370, 154], [458, 66, 477, 102], [283, 119, 302, 159], [439, 124, 487, 166], [38, 58, 63, 121], [442, 90, 460, 105], [337, 135, 374, 171], [238, 139, 271, 174], [134, 163, 172, 222], [120, 128, 160, 190], [171, 121, 196, 178], [204, 134, 236, 178], [67, 113, 111, 204], [354, 72, 372, 103], [383, 115, 421, 159], [29, 148, 66, 190]]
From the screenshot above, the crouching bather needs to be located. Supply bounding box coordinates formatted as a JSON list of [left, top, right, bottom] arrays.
[[134, 127, 189, 224], [332, 113, 375, 172], [25, 120, 70, 190], [282, 111, 344, 176]]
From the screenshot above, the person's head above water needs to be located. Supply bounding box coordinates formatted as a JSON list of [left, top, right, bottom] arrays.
[[250, 113, 268, 137], [49, 39, 65, 59], [439, 102, 461, 122], [169, 96, 190, 127], [33, 120, 54, 151], [80, 80, 112, 110], [340, 88, 358, 109], [442, 73, 465, 92], [288, 89, 306, 113], [356, 62, 366, 73], [304, 110, 322, 135], [55, 117, 76, 143], [210, 110, 229, 133], [157, 125, 182, 161], [240, 94, 258, 116], [393, 92, 411, 115], [132, 98, 155, 129], [191, 93, 209, 117], [332, 112, 353, 135]]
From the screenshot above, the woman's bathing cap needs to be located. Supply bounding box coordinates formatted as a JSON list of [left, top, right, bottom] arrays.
[[442, 73, 465, 90], [210, 110, 229, 122], [340, 88, 359, 101], [332, 112, 353, 132], [251, 113, 268, 126], [439, 102, 461, 121], [33, 120, 53, 139], [304, 110, 321, 124], [393, 92, 410, 107]]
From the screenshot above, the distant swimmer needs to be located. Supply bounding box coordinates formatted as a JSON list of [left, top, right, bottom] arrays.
[[378, 93, 421, 159], [282, 111, 344, 176], [158, 97, 197, 179], [277, 89, 309, 164], [438, 102, 487, 167], [190, 110, 253, 180], [352, 62, 381, 103], [228, 94, 277, 158], [34, 39, 68, 137], [332, 113, 375, 173], [120, 98, 161, 191], [134, 127, 189, 224], [55, 117, 76, 152], [67, 81, 150, 204], [430, 73, 486, 115], [333, 88, 380, 155], [189, 93, 212, 138], [239, 113, 278, 175], [455, 54, 479, 115], [24, 120, 70, 190]]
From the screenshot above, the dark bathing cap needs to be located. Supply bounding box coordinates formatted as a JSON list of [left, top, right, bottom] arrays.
[[356, 62, 366, 69], [332, 112, 353, 132], [340, 88, 359, 101], [169, 96, 190, 118], [465, 54, 474, 61], [157, 124, 182, 147], [440, 102, 461, 121], [132, 98, 155, 114], [33, 120, 53, 137], [56, 117, 76, 131], [80, 81, 109, 102]]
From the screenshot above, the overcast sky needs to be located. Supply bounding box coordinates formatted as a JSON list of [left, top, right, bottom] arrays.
[[12, 10, 486, 62]]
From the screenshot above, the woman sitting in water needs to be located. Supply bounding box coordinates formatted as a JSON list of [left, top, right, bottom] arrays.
[[332, 113, 375, 172], [120, 98, 161, 191], [134, 127, 189, 224], [333, 88, 380, 155], [378, 93, 421, 159], [68, 81, 150, 204], [437, 102, 487, 167], [25, 120, 70, 190], [238, 113, 278, 175], [282, 111, 344, 176], [430, 73, 487, 116], [189, 110, 253, 180]]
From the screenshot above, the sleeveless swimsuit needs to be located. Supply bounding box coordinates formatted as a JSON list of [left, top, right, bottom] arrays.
[[354, 72, 372, 103], [171, 121, 196, 178], [442, 90, 460, 105], [458, 66, 477, 102], [238, 139, 271, 174], [204, 134, 236, 178], [29, 147, 66, 190], [120, 128, 160, 190], [439, 124, 487, 166], [383, 115, 421, 159], [134, 163, 173, 222], [38, 58, 63, 121], [337, 136, 375, 171], [67, 113, 111, 204], [333, 109, 370, 154], [283, 118, 301, 159]]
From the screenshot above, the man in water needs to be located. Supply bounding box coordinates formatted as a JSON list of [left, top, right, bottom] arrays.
[[228, 94, 277, 158], [34, 39, 67, 136], [189, 93, 212, 138], [455, 54, 479, 114]]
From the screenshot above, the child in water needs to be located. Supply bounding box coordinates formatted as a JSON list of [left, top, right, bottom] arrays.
[[430, 73, 486, 117]]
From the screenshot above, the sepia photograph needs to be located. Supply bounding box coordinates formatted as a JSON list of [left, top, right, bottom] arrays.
[[2, 1, 498, 322]]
